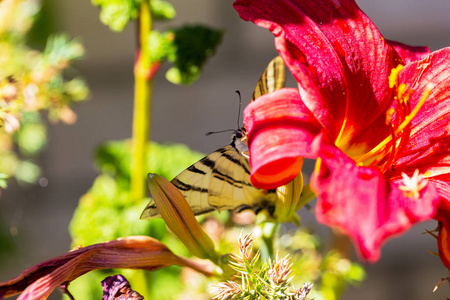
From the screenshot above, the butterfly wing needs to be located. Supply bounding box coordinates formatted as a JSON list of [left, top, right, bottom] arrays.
[[140, 145, 274, 220], [251, 56, 285, 101]]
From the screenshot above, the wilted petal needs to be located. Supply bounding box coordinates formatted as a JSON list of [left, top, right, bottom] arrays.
[[243, 88, 319, 189], [147, 173, 218, 261], [0, 236, 214, 300], [312, 137, 440, 261]]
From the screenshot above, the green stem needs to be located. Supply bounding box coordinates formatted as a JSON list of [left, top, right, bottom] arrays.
[[131, 0, 152, 202], [260, 222, 278, 260], [129, 1, 153, 297]]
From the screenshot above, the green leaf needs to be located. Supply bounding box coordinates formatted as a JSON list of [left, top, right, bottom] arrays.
[[43, 34, 84, 64], [92, 0, 175, 31], [95, 140, 204, 184], [0, 173, 8, 189], [148, 30, 173, 64], [164, 25, 223, 85], [16, 122, 47, 156], [15, 160, 41, 184], [92, 0, 141, 32], [151, 0, 176, 20]]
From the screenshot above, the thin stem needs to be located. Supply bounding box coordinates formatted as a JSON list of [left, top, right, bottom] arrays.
[[260, 222, 278, 261], [131, 0, 153, 202]]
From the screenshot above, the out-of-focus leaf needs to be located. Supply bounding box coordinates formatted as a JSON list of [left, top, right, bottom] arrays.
[[95, 140, 204, 185], [15, 160, 40, 184], [92, 0, 141, 32], [92, 0, 175, 31], [27, 0, 55, 47], [0, 217, 15, 261], [13, 112, 47, 160], [65, 78, 90, 101], [0, 152, 19, 176], [165, 25, 223, 85], [43, 34, 84, 65], [151, 0, 175, 20], [0, 173, 8, 189], [148, 30, 173, 65]]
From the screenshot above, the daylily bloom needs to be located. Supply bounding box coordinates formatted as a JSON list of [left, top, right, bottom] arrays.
[[0, 236, 215, 300], [234, 0, 450, 262]]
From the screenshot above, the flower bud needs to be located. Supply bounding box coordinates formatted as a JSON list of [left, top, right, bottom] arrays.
[[147, 173, 218, 261]]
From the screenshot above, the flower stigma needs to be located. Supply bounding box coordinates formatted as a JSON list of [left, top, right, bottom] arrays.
[[398, 169, 428, 199]]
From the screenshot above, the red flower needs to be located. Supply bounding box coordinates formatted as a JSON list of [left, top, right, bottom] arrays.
[[234, 0, 450, 262]]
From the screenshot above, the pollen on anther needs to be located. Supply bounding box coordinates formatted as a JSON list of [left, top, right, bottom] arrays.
[[389, 65, 404, 88], [398, 169, 428, 199], [385, 108, 394, 125]]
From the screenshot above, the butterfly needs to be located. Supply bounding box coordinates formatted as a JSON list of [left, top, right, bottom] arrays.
[[140, 56, 286, 220]]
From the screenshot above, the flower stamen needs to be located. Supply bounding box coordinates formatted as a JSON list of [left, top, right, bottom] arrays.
[[398, 169, 428, 199], [354, 71, 431, 169]]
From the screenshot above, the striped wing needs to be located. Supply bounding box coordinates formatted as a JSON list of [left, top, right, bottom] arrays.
[[251, 56, 286, 101], [140, 145, 275, 219]]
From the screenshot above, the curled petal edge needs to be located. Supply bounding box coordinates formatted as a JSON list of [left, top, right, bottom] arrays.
[[243, 88, 320, 189]]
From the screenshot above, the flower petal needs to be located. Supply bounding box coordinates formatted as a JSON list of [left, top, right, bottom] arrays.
[[387, 40, 430, 65], [312, 136, 440, 261], [435, 197, 450, 269], [438, 224, 450, 269], [243, 88, 320, 189], [0, 236, 215, 300], [392, 49, 450, 192], [234, 0, 393, 147]]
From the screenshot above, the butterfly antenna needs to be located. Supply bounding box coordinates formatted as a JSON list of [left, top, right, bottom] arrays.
[[235, 90, 242, 128], [206, 129, 236, 136]]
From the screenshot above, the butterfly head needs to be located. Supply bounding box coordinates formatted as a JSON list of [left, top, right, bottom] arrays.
[[232, 127, 249, 156]]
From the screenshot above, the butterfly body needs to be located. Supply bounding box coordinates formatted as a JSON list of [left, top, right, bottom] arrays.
[[141, 56, 286, 220]]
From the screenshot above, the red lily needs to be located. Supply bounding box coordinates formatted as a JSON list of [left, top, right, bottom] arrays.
[[234, 0, 450, 262]]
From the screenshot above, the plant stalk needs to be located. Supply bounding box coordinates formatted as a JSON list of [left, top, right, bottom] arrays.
[[131, 0, 153, 202]]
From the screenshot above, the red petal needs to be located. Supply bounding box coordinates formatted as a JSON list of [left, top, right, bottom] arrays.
[[392, 49, 450, 187], [438, 223, 450, 269], [387, 40, 430, 65], [312, 136, 440, 262], [243, 88, 320, 189], [234, 0, 393, 146]]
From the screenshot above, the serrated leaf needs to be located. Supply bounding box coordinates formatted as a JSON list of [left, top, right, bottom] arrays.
[[164, 25, 223, 85]]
